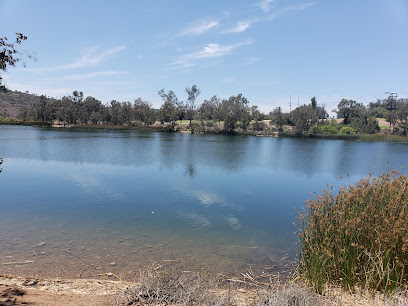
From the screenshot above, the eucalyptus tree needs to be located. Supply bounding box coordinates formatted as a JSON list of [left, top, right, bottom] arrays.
[[185, 85, 201, 123], [158, 89, 182, 126], [290, 104, 318, 134], [134, 98, 156, 125], [270, 106, 285, 132], [220, 94, 250, 133], [80, 96, 102, 124], [335, 99, 365, 125], [118, 102, 132, 125], [110, 100, 122, 125], [199, 95, 219, 121]]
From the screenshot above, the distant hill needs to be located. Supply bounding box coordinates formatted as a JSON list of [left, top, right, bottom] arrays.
[[0, 90, 41, 117]]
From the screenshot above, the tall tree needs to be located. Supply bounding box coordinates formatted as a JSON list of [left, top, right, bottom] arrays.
[[271, 106, 285, 132], [311, 96, 317, 109], [134, 98, 156, 125], [185, 85, 201, 123], [158, 89, 181, 129], [220, 94, 250, 133], [290, 105, 318, 134], [199, 95, 219, 121], [335, 99, 365, 125]]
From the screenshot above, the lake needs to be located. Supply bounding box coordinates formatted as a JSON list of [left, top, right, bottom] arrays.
[[1, 125, 407, 280]]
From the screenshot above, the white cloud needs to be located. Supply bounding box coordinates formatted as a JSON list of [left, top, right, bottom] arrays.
[[181, 19, 219, 36], [283, 2, 316, 12], [258, 0, 275, 13], [24, 45, 126, 73], [168, 40, 253, 70], [63, 45, 126, 69], [183, 40, 253, 60], [63, 71, 127, 81], [224, 20, 252, 33]]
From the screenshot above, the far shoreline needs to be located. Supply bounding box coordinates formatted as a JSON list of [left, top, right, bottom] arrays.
[[2, 120, 408, 143]]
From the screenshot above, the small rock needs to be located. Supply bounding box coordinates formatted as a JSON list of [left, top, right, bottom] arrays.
[[110, 262, 116, 266], [35, 242, 46, 247]]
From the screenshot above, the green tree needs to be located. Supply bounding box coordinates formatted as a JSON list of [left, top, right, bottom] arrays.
[[395, 99, 408, 135], [290, 105, 318, 134], [110, 100, 122, 125], [120, 102, 133, 125], [1, 33, 33, 90], [311, 96, 317, 109], [219, 94, 250, 133], [185, 85, 201, 123], [158, 89, 181, 130], [134, 98, 156, 125], [198, 95, 219, 121], [33, 95, 52, 122], [82, 96, 102, 124], [335, 99, 365, 125], [270, 106, 285, 132]]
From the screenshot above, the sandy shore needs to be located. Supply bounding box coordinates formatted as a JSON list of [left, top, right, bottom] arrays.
[[0, 274, 131, 305], [2, 273, 405, 306]]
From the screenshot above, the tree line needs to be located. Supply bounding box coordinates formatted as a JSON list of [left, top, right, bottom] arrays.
[[14, 87, 408, 136], [20, 86, 265, 133]]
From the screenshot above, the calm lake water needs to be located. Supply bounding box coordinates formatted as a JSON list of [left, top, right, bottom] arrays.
[[1, 125, 407, 280]]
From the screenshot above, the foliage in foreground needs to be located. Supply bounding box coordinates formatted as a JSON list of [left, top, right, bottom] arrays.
[[115, 267, 234, 306], [114, 266, 329, 306], [297, 171, 408, 294]]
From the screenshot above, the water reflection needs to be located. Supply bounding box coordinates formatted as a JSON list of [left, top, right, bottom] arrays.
[[1, 126, 408, 279]]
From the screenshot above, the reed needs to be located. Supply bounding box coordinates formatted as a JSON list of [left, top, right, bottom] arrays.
[[296, 170, 408, 294]]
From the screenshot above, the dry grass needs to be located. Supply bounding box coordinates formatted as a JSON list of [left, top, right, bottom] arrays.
[[114, 265, 235, 305]]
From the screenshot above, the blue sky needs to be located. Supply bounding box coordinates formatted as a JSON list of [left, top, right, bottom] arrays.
[[1, 0, 407, 114]]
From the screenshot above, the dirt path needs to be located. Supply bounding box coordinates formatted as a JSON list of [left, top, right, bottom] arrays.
[[0, 274, 131, 305]]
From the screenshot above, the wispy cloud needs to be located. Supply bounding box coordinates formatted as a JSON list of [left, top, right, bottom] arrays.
[[62, 70, 127, 81], [183, 40, 253, 60], [283, 2, 316, 12], [223, 1, 313, 34], [224, 20, 253, 33], [181, 18, 219, 36], [25, 45, 126, 73], [258, 0, 276, 13], [168, 40, 253, 70]]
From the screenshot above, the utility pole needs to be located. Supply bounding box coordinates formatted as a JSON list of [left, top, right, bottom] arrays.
[[289, 95, 292, 113], [298, 97, 300, 107]]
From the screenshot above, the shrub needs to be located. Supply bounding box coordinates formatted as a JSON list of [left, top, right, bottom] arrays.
[[115, 266, 234, 305], [205, 120, 215, 127], [309, 125, 321, 134], [339, 126, 356, 134], [297, 171, 408, 294], [309, 125, 338, 134], [189, 122, 201, 134], [252, 121, 266, 131], [320, 125, 338, 134]]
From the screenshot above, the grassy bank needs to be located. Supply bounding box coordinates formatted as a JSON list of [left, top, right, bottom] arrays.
[[296, 171, 408, 295], [0, 118, 50, 127]]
